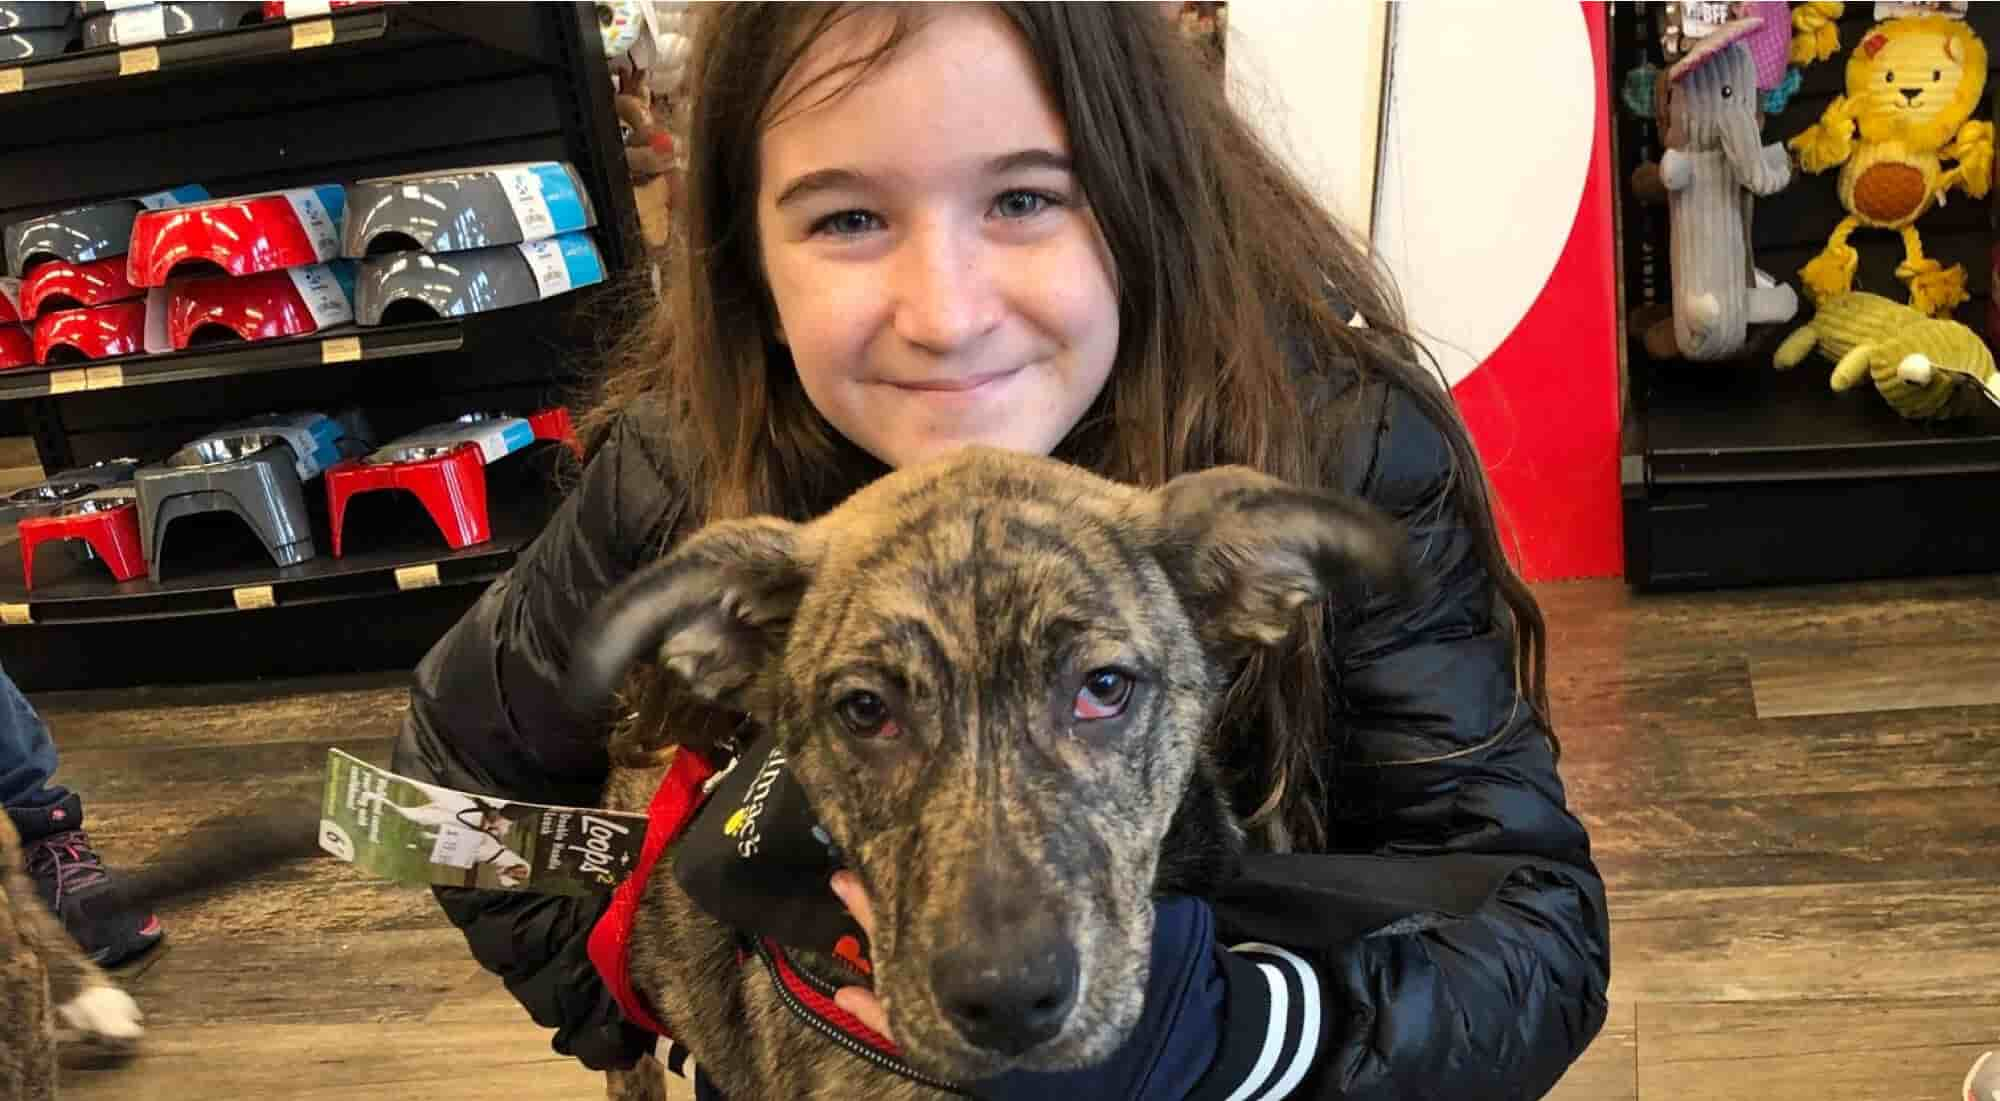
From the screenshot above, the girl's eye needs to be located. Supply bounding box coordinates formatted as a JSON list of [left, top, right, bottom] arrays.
[[812, 210, 883, 237], [836, 690, 897, 738], [994, 190, 1056, 219], [1072, 669, 1133, 721]]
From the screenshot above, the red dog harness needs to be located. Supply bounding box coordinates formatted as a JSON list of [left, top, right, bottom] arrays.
[[585, 749, 965, 1093]]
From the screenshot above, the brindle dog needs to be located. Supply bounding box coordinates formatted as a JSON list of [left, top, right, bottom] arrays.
[[567, 446, 1412, 1101], [0, 803, 320, 1099]]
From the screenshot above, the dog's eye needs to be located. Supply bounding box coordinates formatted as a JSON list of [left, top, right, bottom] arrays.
[[1073, 669, 1133, 721], [835, 691, 896, 738]]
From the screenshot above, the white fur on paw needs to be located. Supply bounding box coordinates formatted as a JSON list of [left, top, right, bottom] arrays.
[[59, 985, 144, 1042]]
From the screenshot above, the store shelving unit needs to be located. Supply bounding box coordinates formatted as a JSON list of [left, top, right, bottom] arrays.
[[0, 2, 640, 690], [1613, 2, 2000, 591]]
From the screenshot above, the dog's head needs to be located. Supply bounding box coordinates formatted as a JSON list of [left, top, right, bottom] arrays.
[[569, 446, 1410, 1079]]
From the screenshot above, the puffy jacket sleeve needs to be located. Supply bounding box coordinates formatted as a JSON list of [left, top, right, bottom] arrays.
[[390, 405, 685, 1071], [1298, 379, 1609, 1098]]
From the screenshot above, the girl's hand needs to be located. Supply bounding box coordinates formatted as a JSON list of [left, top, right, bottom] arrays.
[[829, 870, 895, 1042]]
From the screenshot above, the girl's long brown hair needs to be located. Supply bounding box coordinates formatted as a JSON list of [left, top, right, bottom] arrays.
[[585, 3, 1551, 853]]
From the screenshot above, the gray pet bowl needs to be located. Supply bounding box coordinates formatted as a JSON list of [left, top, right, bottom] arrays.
[[79, 2, 259, 48], [0, 2, 74, 31], [353, 231, 605, 325], [342, 161, 597, 257], [135, 434, 317, 577], [4, 199, 146, 276], [0, 26, 73, 62]]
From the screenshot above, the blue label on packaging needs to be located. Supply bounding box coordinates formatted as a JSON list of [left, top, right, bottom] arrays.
[[555, 231, 604, 289], [326, 260, 357, 306], [528, 164, 590, 234], [313, 184, 346, 230], [134, 184, 212, 210], [498, 419, 536, 455], [306, 414, 345, 473]]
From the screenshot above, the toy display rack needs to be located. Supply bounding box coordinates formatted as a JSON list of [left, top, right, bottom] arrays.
[[1614, 2, 2000, 591]]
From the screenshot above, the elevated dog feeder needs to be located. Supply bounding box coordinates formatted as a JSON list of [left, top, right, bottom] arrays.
[[134, 432, 317, 578], [18, 488, 146, 588], [326, 408, 575, 556]]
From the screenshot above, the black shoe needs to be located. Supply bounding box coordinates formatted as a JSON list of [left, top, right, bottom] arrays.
[[21, 817, 165, 969]]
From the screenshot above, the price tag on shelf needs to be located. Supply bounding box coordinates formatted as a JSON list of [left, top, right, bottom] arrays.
[[0, 68, 22, 95], [0, 604, 31, 626], [232, 585, 277, 611], [118, 46, 160, 77], [291, 18, 336, 50], [86, 365, 125, 390], [394, 564, 441, 591], [321, 336, 362, 364], [48, 370, 87, 395]]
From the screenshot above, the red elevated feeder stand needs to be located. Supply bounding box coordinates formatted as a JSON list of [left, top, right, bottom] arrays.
[[18, 494, 148, 589], [324, 407, 577, 557]]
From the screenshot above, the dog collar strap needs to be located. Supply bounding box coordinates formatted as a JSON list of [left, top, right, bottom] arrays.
[[587, 747, 720, 1040], [755, 938, 971, 1096]]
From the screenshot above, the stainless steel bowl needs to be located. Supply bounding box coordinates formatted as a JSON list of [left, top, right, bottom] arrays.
[[56, 490, 136, 517], [7, 482, 90, 505], [165, 433, 286, 469], [365, 443, 465, 465]]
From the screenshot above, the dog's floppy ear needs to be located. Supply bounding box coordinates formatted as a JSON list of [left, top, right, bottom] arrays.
[[1149, 466, 1414, 653], [565, 517, 811, 719]]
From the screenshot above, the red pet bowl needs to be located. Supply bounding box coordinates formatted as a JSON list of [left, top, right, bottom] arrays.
[[18, 494, 147, 589], [34, 301, 147, 364], [168, 265, 352, 349], [0, 326, 31, 370], [19, 257, 143, 318], [126, 185, 345, 288]]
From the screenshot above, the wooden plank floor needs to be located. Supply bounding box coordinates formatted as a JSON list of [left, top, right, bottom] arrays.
[[25, 574, 2000, 1100]]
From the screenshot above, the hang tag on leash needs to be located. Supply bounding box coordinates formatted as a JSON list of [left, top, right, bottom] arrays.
[[320, 749, 650, 897], [672, 737, 872, 967]]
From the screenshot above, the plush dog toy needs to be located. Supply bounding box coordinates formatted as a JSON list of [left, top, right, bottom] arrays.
[[1643, 16, 1798, 361], [1774, 289, 2000, 419], [1789, 13, 1993, 317]]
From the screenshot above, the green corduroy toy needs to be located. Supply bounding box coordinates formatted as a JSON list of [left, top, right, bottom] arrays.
[[1773, 290, 2000, 419]]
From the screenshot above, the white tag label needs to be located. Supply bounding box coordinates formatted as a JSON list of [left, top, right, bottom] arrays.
[[431, 824, 481, 869], [494, 167, 557, 242], [95, 0, 156, 9], [112, 5, 167, 45], [466, 423, 518, 465], [0, 278, 19, 320], [285, 0, 333, 15], [143, 287, 172, 354], [283, 188, 342, 262], [286, 265, 353, 331], [1678, 1, 1732, 38], [516, 239, 571, 299]]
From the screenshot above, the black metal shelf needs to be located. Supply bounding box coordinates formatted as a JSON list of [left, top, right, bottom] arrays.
[[0, 319, 463, 401], [0, 7, 395, 101], [0, 454, 554, 625], [1613, 2, 2000, 591]]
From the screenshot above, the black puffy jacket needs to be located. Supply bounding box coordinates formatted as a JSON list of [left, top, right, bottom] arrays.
[[391, 373, 1611, 1099]]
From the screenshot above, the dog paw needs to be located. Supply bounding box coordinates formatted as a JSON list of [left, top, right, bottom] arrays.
[[58, 984, 145, 1046]]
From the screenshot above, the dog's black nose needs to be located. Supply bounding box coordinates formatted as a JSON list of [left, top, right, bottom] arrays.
[[1900, 86, 1922, 102], [932, 936, 1079, 1056]]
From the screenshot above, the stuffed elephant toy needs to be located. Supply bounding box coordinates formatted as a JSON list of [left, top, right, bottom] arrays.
[[1646, 15, 1800, 362]]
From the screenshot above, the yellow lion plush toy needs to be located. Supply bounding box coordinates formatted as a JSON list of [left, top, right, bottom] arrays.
[[1789, 14, 1993, 318]]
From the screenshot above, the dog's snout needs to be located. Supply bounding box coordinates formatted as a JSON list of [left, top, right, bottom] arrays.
[[931, 932, 1079, 1057]]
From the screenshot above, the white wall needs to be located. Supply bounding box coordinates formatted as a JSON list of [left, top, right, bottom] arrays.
[[1225, 2, 1600, 387], [1223, 0, 1390, 241]]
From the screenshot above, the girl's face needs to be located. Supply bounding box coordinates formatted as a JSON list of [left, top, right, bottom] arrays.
[[756, 6, 1121, 470]]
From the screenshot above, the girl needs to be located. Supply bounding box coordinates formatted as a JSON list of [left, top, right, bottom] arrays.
[[392, 4, 1611, 1099]]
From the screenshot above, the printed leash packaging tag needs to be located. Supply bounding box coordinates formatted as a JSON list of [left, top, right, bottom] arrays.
[[285, 263, 356, 331], [282, 185, 346, 262], [320, 748, 650, 897]]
